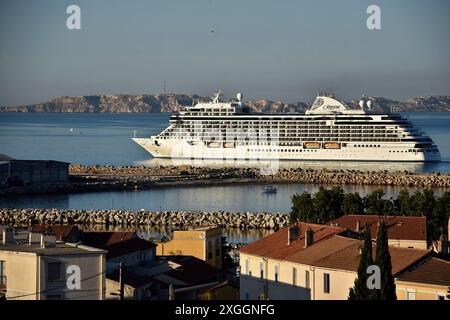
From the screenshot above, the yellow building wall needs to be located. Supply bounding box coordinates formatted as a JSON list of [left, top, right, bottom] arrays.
[[239, 253, 358, 300], [388, 239, 428, 250], [313, 268, 356, 300], [0, 251, 39, 300], [199, 284, 239, 300], [156, 228, 222, 268], [0, 250, 105, 300], [396, 281, 448, 300]]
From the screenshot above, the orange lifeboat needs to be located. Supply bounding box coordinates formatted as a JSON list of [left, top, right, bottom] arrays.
[[323, 142, 341, 149], [303, 142, 321, 149]]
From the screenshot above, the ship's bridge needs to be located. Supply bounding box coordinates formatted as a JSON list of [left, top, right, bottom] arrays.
[[179, 91, 247, 116], [306, 93, 366, 115]]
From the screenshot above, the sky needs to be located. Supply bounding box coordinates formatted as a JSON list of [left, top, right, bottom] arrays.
[[0, 0, 449, 106]]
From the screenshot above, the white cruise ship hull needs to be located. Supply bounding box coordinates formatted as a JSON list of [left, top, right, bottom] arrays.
[[132, 138, 441, 162]]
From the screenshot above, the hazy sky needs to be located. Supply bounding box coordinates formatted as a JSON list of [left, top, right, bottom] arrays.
[[0, 0, 449, 106]]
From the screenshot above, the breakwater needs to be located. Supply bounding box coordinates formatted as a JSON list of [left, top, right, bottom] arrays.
[[0, 208, 289, 230], [70, 164, 450, 188]]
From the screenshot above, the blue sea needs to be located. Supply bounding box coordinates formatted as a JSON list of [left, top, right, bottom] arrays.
[[0, 112, 450, 215], [1, 112, 450, 170]]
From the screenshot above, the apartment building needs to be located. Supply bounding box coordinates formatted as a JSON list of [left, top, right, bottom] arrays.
[[239, 222, 431, 300], [0, 228, 106, 300]]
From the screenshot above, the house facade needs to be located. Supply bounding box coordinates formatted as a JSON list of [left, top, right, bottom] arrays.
[[0, 228, 106, 300]]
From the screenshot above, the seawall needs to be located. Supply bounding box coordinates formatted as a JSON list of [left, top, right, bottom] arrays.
[[0, 208, 290, 230]]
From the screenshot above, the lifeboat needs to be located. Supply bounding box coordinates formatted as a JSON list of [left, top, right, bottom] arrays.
[[223, 142, 236, 148], [207, 141, 221, 148], [303, 142, 321, 149], [323, 142, 341, 149]]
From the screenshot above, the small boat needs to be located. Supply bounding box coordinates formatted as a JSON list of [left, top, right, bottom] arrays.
[[263, 185, 278, 194]]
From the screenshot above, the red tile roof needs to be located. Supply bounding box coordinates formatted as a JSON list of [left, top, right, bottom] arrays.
[[31, 224, 79, 241], [80, 231, 136, 248], [330, 215, 427, 241], [307, 236, 430, 275], [160, 256, 218, 285], [239, 222, 344, 260], [103, 238, 157, 259], [396, 256, 450, 286]]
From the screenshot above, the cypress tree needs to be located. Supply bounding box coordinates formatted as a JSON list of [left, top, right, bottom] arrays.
[[349, 223, 375, 300], [374, 220, 397, 300]]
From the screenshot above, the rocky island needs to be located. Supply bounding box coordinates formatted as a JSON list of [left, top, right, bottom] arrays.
[[1, 93, 449, 113]]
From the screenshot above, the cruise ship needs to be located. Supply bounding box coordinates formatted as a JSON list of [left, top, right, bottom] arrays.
[[132, 92, 440, 162]]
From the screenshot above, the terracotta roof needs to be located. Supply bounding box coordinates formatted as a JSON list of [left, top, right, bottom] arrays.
[[239, 222, 344, 260], [80, 231, 137, 248], [106, 238, 156, 259], [107, 269, 154, 288], [160, 256, 218, 285], [396, 256, 450, 286], [31, 224, 79, 241], [308, 236, 430, 275], [330, 215, 427, 241]]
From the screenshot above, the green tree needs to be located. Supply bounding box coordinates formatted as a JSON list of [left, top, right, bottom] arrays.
[[349, 224, 376, 300], [364, 189, 386, 214], [374, 220, 397, 300], [344, 192, 364, 215], [290, 192, 315, 223], [395, 189, 411, 215], [314, 187, 344, 223]]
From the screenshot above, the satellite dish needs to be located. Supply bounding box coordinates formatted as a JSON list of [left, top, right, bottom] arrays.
[[237, 93, 243, 104], [359, 100, 365, 109], [367, 100, 372, 110]]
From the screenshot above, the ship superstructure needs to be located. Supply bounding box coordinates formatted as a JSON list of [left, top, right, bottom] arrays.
[[133, 92, 440, 162]]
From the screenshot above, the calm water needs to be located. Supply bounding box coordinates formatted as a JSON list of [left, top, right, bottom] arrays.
[[1, 112, 450, 243], [1, 182, 448, 213], [1, 112, 450, 171]]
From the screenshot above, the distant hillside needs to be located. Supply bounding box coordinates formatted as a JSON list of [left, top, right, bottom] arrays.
[[1, 94, 449, 113]]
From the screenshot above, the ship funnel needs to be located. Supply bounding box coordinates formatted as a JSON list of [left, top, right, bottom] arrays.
[[237, 93, 243, 105], [359, 100, 365, 109]]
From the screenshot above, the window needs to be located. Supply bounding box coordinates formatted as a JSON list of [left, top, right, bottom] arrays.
[[407, 291, 415, 300], [274, 264, 279, 282], [47, 262, 62, 282], [437, 294, 445, 301], [305, 270, 310, 289], [245, 259, 249, 275], [0, 260, 6, 288], [323, 273, 330, 294], [260, 262, 264, 279], [292, 267, 297, 286]]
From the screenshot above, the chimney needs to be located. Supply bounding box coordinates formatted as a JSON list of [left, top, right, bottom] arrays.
[[304, 228, 314, 248], [287, 224, 300, 245], [40, 234, 46, 249], [356, 220, 360, 233], [2, 228, 14, 244], [40, 234, 56, 249]]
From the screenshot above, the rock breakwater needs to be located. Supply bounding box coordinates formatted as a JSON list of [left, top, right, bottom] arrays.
[[70, 164, 450, 188], [0, 208, 289, 230]]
